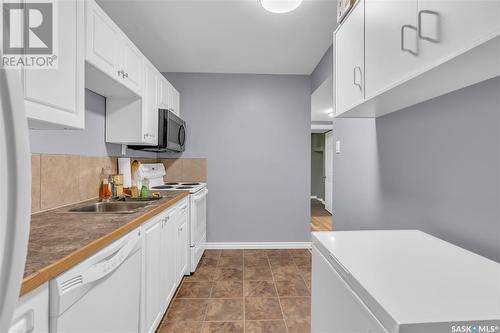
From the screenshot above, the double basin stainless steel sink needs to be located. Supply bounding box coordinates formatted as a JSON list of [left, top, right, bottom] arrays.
[[68, 201, 152, 214]]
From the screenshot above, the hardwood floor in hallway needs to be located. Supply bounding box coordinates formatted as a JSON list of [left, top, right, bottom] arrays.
[[310, 199, 332, 232]]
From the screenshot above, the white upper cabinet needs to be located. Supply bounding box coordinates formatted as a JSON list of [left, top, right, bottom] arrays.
[[86, 0, 142, 97], [336, 0, 500, 118], [85, 0, 120, 81], [142, 60, 159, 144], [157, 77, 181, 116], [335, 0, 365, 116], [119, 37, 143, 95], [417, 0, 500, 68], [158, 77, 169, 110], [365, 0, 421, 98], [171, 86, 181, 117], [24, 0, 85, 129]]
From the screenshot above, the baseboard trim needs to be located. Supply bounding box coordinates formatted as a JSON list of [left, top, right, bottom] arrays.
[[205, 242, 312, 250]]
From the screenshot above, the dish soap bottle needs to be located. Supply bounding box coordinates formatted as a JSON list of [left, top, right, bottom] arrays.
[[99, 167, 112, 201], [140, 178, 149, 199]]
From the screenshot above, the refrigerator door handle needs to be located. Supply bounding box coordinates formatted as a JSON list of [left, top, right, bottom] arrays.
[[0, 66, 32, 333]]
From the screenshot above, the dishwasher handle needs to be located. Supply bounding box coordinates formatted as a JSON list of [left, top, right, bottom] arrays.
[[50, 230, 141, 316], [82, 232, 140, 285]]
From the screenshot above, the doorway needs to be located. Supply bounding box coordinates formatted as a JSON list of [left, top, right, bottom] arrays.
[[310, 132, 332, 231], [310, 76, 334, 231]]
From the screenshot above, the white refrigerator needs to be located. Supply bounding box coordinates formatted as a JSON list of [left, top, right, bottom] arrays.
[[0, 65, 33, 331]]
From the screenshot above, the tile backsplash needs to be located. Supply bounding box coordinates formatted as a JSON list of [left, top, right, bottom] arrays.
[[31, 154, 117, 213], [31, 155, 207, 213], [160, 158, 207, 183]]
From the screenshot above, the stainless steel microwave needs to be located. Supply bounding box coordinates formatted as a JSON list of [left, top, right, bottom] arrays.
[[129, 109, 186, 152]]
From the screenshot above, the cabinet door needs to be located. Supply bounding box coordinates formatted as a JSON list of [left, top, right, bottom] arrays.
[[120, 38, 143, 95], [142, 61, 159, 145], [365, 0, 420, 98], [156, 77, 168, 109], [144, 220, 162, 332], [418, 0, 500, 68], [172, 88, 180, 116], [24, 0, 84, 129], [85, 0, 120, 80], [160, 210, 177, 309], [176, 203, 189, 278], [335, 0, 365, 116]]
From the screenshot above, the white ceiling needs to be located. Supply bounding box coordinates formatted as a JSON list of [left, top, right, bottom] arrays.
[[97, 0, 337, 75], [311, 76, 333, 122]]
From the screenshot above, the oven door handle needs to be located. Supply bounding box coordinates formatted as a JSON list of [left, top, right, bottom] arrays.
[[193, 188, 208, 202]]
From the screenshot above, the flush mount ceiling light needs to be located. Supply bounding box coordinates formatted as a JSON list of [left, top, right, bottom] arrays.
[[260, 0, 303, 13]]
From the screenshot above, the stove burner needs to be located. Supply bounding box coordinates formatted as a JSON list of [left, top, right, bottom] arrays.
[[182, 183, 201, 185], [153, 185, 176, 189], [165, 182, 179, 185], [177, 186, 194, 189]]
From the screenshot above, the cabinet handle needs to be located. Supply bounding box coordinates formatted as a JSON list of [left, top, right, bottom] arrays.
[[123, 72, 129, 78], [353, 66, 362, 91], [418, 10, 440, 43], [117, 70, 124, 77], [401, 25, 419, 56]]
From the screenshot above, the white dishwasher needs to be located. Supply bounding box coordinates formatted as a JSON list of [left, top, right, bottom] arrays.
[[49, 229, 142, 333]]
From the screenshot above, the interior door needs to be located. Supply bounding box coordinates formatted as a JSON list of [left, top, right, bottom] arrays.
[[324, 131, 333, 214], [0, 67, 32, 331]]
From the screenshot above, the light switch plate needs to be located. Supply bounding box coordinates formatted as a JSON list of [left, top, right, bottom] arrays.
[[335, 140, 341, 154]]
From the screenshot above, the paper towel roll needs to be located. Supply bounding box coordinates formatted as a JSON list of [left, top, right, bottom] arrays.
[[118, 158, 132, 188]]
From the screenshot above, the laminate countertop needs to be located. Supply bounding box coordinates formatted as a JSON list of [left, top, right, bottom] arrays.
[[21, 191, 189, 297]]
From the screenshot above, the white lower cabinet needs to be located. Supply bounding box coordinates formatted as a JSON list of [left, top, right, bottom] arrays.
[[175, 202, 189, 281], [143, 216, 164, 333], [8, 284, 49, 333], [142, 198, 189, 333]]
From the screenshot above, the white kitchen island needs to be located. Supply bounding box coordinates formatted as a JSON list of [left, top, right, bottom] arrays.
[[311, 230, 500, 333]]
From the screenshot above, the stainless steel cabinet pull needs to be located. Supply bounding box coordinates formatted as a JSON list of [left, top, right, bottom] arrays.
[[418, 10, 440, 43], [353, 66, 362, 91], [401, 25, 419, 56]]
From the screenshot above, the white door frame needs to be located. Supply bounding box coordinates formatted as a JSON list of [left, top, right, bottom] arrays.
[[324, 131, 333, 214]]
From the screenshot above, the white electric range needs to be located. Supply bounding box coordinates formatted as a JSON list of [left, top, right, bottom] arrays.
[[139, 164, 207, 273]]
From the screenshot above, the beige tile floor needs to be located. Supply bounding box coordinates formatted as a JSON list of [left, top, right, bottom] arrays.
[[157, 249, 312, 333]]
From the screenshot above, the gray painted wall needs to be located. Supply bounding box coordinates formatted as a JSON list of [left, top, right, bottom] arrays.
[[163, 73, 311, 242], [29, 89, 156, 158], [311, 133, 325, 200], [310, 45, 333, 93], [333, 77, 500, 262]]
